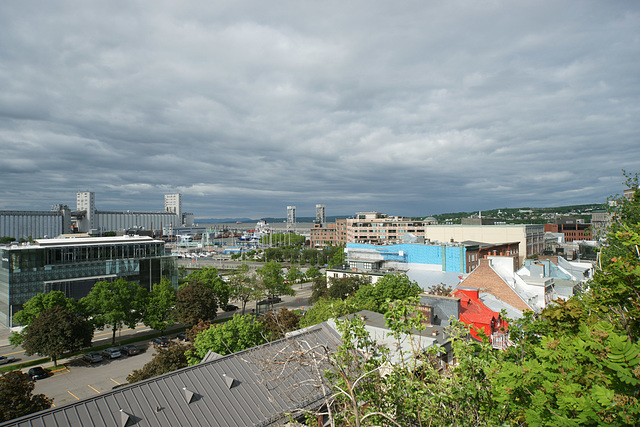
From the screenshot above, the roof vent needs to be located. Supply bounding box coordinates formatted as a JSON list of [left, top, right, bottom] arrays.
[[182, 387, 195, 404], [119, 409, 131, 427], [223, 373, 237, 389]]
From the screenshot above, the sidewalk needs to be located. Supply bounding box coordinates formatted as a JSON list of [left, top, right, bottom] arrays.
[[0, 323, 14, 348]]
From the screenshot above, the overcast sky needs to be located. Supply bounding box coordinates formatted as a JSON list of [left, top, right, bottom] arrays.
[[1, 1, 639, 220]]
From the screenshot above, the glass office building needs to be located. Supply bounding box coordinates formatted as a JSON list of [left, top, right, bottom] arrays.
[[0, 236, 177, 327]]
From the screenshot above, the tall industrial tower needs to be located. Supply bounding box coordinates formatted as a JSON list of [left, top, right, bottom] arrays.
[[286, 206, 296, 231], [164, 194, 182, 220], [77, 191, 96, 230], [315, 204, 326, 224]]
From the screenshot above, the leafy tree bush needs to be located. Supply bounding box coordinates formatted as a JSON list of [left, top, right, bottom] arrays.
[[257, 261, 294, 297], [228, 264, 259, 314], [142, 278, 176, 334], [10, 291, 80, 346], [0, 371, 51, 422], [259, 307, 301, 340], [81, 278, 146, 345], [183, 267, 230, 309], [175, 282, 219, 326], [328, 275, 370, 300], [127, 344, 190, 383], [21, 306, 93, 366], [352, 274, 422, 314], [189, 314, 266, 363]]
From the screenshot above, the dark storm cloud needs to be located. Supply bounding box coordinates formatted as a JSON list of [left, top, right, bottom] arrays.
[[0, 0, 639, 218]]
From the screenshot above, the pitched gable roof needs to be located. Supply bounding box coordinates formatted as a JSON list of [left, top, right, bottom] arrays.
[[457, 259, 532, 312]]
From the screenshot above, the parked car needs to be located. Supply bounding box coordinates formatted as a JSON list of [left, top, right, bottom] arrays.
[[102, 347, 122, 359], [28, 366, 49, 380], [119, 345, 140, 356], [258, 296, 282, 305], [0, 355, 16, 365], [224, 304, 239, 312], [83, 352, 104, 363], [152, 336, 170, 347], [176, 332, 187, 341]]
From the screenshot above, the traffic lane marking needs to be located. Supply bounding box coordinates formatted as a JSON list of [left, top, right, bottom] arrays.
[[68, 391, 79, 400], [88, 384, 100, 394], [110, 378, 121, 385]]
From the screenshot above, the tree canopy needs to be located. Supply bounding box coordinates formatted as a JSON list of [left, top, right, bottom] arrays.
[[142, 278, 176, 334], [257, 261, 294, 297], [0, 371, 52, 422], [81, 278, 146, 345], [175, 282, 219, 326], [21, 306, 93, 366], [189, 314, 267, 362]]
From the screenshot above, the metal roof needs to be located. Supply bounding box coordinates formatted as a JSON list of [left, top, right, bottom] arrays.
[[2, 324, 342, 427]]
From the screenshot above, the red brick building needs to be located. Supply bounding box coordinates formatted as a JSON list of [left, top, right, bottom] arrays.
[[309, 219, 347, 247]]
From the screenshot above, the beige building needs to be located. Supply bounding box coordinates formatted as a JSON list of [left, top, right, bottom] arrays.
[[423, 224, 544, 266], [346, 212, 436, 245]]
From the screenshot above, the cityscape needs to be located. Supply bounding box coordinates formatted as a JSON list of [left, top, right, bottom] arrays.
[[1, 1, 640, 426]]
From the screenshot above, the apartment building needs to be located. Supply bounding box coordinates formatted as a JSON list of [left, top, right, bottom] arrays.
[[309, 219, 347, 247], [346, 212, 436, 245]]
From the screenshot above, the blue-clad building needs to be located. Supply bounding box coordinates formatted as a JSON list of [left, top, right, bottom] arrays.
[[346, 242, 468, 273]]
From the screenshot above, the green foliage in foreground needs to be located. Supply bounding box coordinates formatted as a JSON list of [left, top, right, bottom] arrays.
[[188, 314, 267, 363], [292, 174, 640, 426], [0, 371, 52, 422]]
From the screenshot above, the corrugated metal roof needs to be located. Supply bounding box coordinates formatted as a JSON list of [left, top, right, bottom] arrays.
[[2, 324, 341, 427]]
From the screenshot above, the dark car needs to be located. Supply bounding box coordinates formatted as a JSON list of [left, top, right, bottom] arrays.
[[152, 336, 170, 347], [28, 366, 49, 380], [176, 332, 187, 341], [258, 296, 282, 305], [83, 352, 104, 363], [0, 355, 16, 365], [119, 345, 140, 356], [224, 304, 239, 312]]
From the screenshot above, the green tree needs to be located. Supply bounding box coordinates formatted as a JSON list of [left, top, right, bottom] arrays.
[[174, 282, 219, 326], [189, 314, 266, 363], [259, 307, 301, 340], [81, 278, 146, 345], [228, 264, 258, 314], [127, 344, 190, 383], [492, 322, 640, 425], [0, 371, 52, 422], [10, 291, 79, 346], [330, 245, 346, 267], [328, 275, 370, 300], [21, 306, 93, 366], [308, 276, 329, 304], [257, 260, 294, 297], [285, 265, 300, 285], [184, 267, 230, 308], [305, 266, 321, 280], [143, 278, 176, 334], [300, 297, 358, 328], [352, 274, 422, 314]]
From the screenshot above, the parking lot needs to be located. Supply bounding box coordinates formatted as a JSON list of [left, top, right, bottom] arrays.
[[31, 340, 163, 406]]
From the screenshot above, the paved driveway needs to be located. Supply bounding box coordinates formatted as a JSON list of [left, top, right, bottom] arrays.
[[32, 342, 160, 407]]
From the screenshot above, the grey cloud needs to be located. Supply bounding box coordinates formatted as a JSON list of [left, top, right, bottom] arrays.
[[0, 1, 638, 218]]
